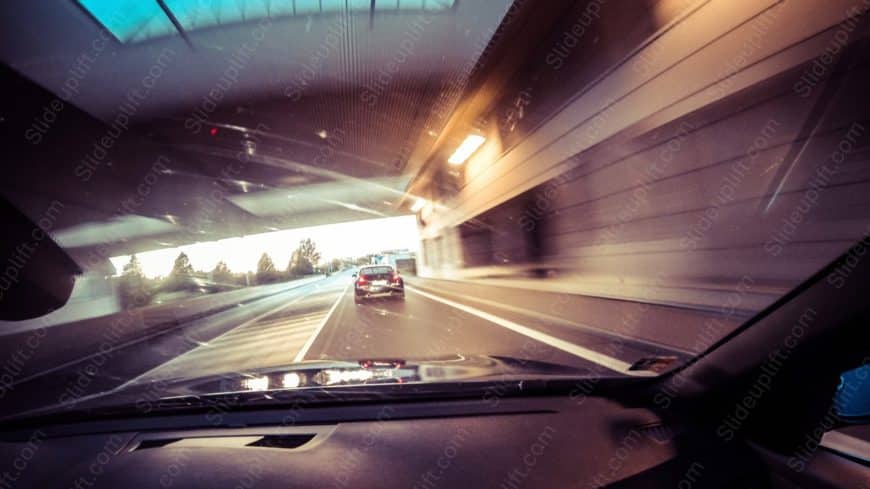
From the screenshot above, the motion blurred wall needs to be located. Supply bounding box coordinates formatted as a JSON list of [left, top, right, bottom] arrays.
[[415, 0, 870, 315]]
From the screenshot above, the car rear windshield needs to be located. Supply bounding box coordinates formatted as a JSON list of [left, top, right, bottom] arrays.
[[361, 267, 393, 276]]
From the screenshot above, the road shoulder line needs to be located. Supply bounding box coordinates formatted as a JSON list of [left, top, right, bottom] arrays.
[[406, 285, 654, 377], [293, 283, 349, 362], [117, 292, 311, 390]]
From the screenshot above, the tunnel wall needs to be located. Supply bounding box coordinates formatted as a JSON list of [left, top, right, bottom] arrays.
[[417, 0, 870, 314]]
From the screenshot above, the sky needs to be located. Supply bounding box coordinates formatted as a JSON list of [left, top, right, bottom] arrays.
[[110, 215, 419, 277]]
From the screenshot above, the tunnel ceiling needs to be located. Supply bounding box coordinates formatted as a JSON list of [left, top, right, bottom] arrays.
[[0, 0, 514, 268]]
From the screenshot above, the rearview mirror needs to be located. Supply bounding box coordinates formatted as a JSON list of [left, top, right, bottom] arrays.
[[0, 197, 81, 320], [352, 273, 357, 278]]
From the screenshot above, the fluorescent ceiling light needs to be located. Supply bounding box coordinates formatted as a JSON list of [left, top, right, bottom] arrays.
[[78, 0, 456, 44], [447, 135, 486, 165]]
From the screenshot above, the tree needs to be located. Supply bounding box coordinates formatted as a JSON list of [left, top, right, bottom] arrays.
[[288, 239, 321, 276], [256, 253, 279, 283], [122, 254, 144, 277], [163, 251, 197, 291], [286, 249, 305, 276], [211, 260, 233, 283], [298, 238, 321, 265], [170, 252, 194, 280], [257, 253, 276, 274], [118, 254, 151, 309]]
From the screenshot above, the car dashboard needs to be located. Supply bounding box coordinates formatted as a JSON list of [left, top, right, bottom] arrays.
[[0, 394, 769, 489]]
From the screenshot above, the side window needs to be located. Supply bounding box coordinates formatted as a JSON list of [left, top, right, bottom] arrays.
[[817, 363, 870, 466], [834, 363, 870, 421]]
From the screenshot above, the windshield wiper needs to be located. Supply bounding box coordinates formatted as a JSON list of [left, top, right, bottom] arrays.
[[0, 355, 639, 429]]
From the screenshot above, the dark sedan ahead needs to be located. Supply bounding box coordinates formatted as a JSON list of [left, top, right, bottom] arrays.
[[354, 265, 404, 303]]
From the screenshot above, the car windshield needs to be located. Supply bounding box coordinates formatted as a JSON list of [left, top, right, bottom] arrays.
[[360, 267, 393, 275], [1, 0, 869, 420]]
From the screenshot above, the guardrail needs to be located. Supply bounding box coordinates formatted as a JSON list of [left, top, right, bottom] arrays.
[[0, 275, 325, 384]]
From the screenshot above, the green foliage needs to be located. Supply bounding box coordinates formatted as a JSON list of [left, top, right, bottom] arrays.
[[163, 252, 198, 292], [211, 260, 233, 283], [256, 253, 281, 284], [118, 254, 152, 309], [170, 252, 194, 279], [288, 238, 320, 276]]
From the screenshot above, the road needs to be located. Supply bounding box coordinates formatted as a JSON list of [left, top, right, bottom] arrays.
[[125, 271, 671, 387], [2, 271, 681, 419]]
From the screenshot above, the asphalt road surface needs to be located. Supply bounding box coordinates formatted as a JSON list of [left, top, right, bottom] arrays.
[[2, 271, 673, 418], [127, 271, 665, 386]]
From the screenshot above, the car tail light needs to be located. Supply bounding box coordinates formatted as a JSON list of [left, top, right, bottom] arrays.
[[357, 275, 367, 285], [391, 272, 401, 283]]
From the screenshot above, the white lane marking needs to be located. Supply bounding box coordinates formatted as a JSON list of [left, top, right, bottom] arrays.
[[406, 286, 654, 377], [293, 283, 349, 362], [411, 284, 693, 355], [119, 292, 312, 389], [218, 313, 326, 339]]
